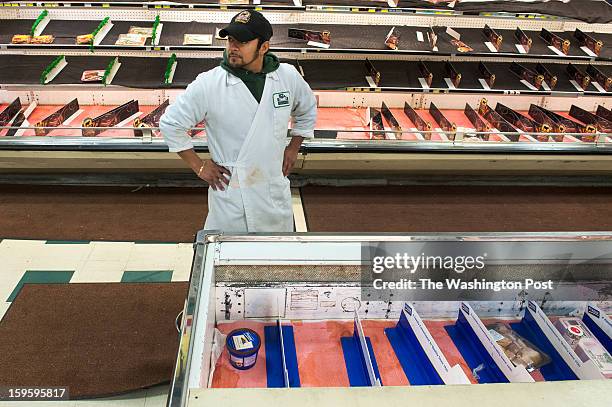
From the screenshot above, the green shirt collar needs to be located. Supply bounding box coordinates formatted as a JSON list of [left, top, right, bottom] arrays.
[[220, 50, 280, 80]]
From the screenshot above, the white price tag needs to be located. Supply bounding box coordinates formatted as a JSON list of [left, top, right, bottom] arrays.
[[569, 79, 585, 92], [520, 79, 538, 91], [548, 45, 567, 57], [478, 78, 491, 90], [488, 329, 506, 343], [418, 77, 430, 89], [592, 82, 607, 93], [307, 41, 330, 49], [233, 335, 254, 351], [444, 77, 456, 89], [484, 41, 498, 53], [580, 46, 597, 57]]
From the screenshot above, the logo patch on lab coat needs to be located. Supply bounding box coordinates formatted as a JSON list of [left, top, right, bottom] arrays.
[[273, 92, 290, 108]]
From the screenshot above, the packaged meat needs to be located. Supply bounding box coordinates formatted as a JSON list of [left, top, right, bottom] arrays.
[[288, 28, 331, 45], [115, 34, 147, 46], [76, 34, 94, 45], [487, 323, 551, 372], [11, 34, 54, 44], [385, 27, 400, 50], [11, 35, 31, 44], [80, 70, 105, 82], [555, 317, 612, 377], [450, 38, 473, 53], [128, 26, 153, 37], [30, 35, 55, 44], [183, 34, 213, 45]]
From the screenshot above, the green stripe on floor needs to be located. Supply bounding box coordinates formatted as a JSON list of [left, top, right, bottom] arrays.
[[7, 270, 74, 302], [121, 270, 173, 283]]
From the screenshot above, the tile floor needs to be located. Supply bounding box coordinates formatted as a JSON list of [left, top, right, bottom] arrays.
[[0, 239, 194, 407], [0, 193, 309, 405]]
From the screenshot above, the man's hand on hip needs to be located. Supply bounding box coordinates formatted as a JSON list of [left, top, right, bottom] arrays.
[[177, 149, 230, 191], [282, 136, 304, 176], [197, 160, 231, 191]]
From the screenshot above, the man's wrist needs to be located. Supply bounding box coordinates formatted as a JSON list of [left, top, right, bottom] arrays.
[[287, 136, 304, 151], [196, 163, 205, 176], [193, 160, 206, 174]]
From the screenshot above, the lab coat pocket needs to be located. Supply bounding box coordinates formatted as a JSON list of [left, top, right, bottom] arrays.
[[268, 177, 291, 210], [208, 183, 230, 200]]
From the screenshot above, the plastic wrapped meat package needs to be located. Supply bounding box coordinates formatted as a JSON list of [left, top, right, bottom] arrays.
[[11, 35, 54, 44], [183, 34, 213, 45], [128, 27, 153, 37], [76, 34, 93, 45], [554, 317, 612, 378], [115, 34, 147, 46], [486, 323, 551, 372], [81, 70, 105, 83]]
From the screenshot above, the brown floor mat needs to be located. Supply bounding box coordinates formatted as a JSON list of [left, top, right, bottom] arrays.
[[0, 282, 187, 399], [4, 184, 612, 239], [0, 185, 208, 242], [302, 185, 612, 232]]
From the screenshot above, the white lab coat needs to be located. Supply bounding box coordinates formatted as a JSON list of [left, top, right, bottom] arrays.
[[160, 62, 317, 233]]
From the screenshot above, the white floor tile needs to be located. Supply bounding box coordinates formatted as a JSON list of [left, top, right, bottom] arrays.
[[171, 245, 194, 282], [27, 245, 93, 271], [0, 301, 11, 320], [0, 402, 76, 407], [0, 388, 157, 407], [0, 240, 46, 256], [87, 242, 135, 263], [171, 267, 191, 282], [0, 265, 27, 284], [125, 245, 180, 271], [144, 385, 170, 407], [75, 388, 147, 407], [0, 266, 27, 303], [0, 243, 35, 268], [0, 255, 29, 269], [71, 261, 128, 283]]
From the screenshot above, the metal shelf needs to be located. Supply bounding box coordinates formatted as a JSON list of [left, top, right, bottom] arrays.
[[1, 6, 611, 34], [1, 133, 611, 154], [1, 55, 609, 98], [1, 43, 607, 63]]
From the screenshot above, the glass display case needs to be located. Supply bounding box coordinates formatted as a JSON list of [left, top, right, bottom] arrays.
[[0, 5, 610, 173], [167, 231, 612, 407]]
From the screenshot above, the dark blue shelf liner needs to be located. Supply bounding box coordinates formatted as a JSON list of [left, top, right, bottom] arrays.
[[341, 326, 383, 387], [582, 309, 612, 354], [444, 311, 509, 384], [510, 310, 578, 382], [264, 324, 301, 388], [385, 311, 444, 385]]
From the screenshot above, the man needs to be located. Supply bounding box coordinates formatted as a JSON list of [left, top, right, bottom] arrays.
[[160, 10, 317, 233]]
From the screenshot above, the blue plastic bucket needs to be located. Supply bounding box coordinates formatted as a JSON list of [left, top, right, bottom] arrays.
[[226, 328, 261, 370]]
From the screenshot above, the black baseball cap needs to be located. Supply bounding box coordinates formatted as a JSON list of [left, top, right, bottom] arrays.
[[219, 10, 273, 42]]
